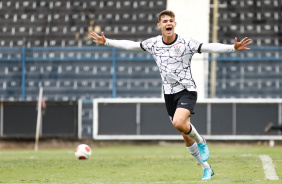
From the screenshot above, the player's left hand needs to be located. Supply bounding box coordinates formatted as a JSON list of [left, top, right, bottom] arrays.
[[234, 37, 252, 51]]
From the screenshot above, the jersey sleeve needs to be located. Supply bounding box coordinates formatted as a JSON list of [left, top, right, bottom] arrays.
[[200, 43, 236, 53], [104, 39, 143, 51], [140, 37, 156, 54], [186, 37, 202, 54]]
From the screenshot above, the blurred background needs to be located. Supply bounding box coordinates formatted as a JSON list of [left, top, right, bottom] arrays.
[[0, 0, 281, 142]]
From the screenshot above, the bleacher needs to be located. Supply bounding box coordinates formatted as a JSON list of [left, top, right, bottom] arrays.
[[0, 0, 165, 47], [0, 0, 166, 102], [211, 0, 281, 46], [214, 60, 282, 98], [0, 47, 161, 101], [209, 0, 282, 98], [1, 0, 281, 100], [0, 0, 281, 138]]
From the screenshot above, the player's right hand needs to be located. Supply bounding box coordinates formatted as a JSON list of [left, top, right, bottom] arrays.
[[91, 31, 106, 45], [234, 37, 251, 51]]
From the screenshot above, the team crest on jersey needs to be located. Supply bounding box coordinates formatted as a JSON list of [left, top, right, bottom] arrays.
[[173, 45, 181, 55]]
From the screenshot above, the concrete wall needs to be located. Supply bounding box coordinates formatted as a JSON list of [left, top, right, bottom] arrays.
[[167, 0, 210, 99]]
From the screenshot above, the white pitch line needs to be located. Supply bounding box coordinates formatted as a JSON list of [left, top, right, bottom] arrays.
[[259, 155, 279, 180]]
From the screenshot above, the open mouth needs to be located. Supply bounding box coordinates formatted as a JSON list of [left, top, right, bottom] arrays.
[[166, 27, 172, 31]]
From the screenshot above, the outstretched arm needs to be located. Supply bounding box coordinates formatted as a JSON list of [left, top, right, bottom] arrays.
[[91, 31, 143, 51], [200, 37, 252, 53]]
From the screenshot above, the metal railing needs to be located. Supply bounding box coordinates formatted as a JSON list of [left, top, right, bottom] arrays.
[[1, 46, 282, 100], [0, 46, 154, 100]]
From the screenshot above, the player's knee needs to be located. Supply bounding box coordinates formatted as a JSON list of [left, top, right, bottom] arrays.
[[172, 119, 186, 130]]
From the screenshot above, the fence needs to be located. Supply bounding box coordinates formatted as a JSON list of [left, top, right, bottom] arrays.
[[0, 46, 159, 101], [208, 46, 282, 98], [1, 46, 282, 100]]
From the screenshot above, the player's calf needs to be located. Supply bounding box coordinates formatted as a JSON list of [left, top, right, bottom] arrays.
[[185, 123, 210, 161]]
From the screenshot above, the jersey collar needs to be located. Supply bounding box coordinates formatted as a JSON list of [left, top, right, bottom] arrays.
[[162, 34, 178, 45]]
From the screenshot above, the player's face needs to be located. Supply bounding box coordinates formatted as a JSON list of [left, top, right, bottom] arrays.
[[157, 15, 176, 37]]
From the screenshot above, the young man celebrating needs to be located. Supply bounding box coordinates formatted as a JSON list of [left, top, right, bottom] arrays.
[[91, 10, 251, 180]]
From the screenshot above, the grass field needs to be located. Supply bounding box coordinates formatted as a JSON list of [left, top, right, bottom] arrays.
[[0, 143, 281, 184]]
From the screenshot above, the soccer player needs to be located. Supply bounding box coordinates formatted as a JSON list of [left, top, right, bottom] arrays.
[[91, 10, 251, 180]]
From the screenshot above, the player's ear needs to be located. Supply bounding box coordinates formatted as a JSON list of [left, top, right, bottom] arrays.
[[157, 22, 161, 28]]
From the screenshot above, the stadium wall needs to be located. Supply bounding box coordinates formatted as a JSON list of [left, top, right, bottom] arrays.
[[0, 101, 77, 138], [92, 98, 282, 141]]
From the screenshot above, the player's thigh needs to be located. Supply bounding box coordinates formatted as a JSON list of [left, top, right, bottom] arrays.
[[173, 90, 197, 123], [176, 90, 197, 115], [173, 107, 191, 124]]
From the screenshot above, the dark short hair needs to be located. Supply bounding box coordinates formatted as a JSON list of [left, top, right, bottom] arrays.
[[158, 10, 175, 22]]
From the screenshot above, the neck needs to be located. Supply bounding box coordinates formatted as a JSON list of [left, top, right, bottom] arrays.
[[162, 33, 176, 44]]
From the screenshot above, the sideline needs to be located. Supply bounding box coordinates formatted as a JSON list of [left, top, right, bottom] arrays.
[[259, 155, 279, 180]]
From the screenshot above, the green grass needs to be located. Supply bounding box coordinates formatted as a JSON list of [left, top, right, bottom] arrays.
[[0, 144, 281, 183]]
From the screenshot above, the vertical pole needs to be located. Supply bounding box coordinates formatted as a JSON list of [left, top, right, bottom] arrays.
[[136, 103, 141, 135], [21, 47, 26, 100], [0, 102, 3, 137], [210, 0, 219, 98], [278, 104, 282, 135], [93, 99, 99, 139], [232, 103, 236, 135], [35, 87, 43, 151], [112, 48, 117, 98], [207, 103, 211, 135], [78, 99, 82, 139]]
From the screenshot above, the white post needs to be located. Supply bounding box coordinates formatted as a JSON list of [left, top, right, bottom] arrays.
[[0, 102, 3, 137], [78, 99, 82, 139], [210, 0, 219, 98], [35, 87, 43, 151]]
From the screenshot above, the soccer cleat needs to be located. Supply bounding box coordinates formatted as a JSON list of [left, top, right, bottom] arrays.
[[197, 138, 209, 162], [201, 166, 214, 180]]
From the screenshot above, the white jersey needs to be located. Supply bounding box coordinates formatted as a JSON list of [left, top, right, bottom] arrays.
[[104, 34, 235, 95], [140, 34, 201, 94]]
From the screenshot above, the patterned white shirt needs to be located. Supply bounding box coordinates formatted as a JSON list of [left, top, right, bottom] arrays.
[[140, 34, 201, 94], [104, 34, 235, 94]]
